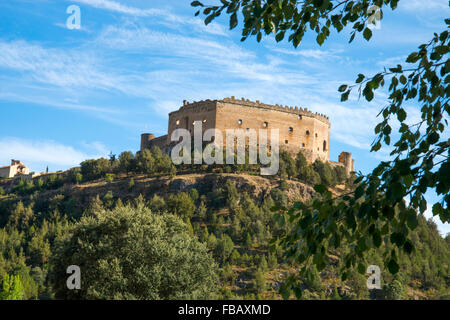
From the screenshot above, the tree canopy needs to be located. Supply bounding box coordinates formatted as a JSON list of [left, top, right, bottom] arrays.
[[50, 202, 219, 299]]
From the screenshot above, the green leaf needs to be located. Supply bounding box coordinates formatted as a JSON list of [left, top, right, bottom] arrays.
[[316, 33, 325, 45], [357, 263, 365, 274], [407, 210, 418, 230], [432, 203, 443, 216], [341, 90, 350, 102], [204, 13, 216, 25], [363, 85, 374, 101], [354, 184, 365, 199], [397, 109, 407, 122], [372, 232, 382, 247], [406, 52, 419, 63], [403, 241, 414, 254], [390, 232, 406, 246], [314, 184, 327, 194], [191, 1, 203, 7], [275, 31, 285, 42], [349, 32, 356, 43], [356, 74, 365, 83], [363, 28, 372, 41], [387, 258, 399, 274], [230, 12, 237, 29], [338, 84, 348, 92]]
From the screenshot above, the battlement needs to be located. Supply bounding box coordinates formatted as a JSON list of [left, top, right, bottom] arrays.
[[173, 97, 330, 125]]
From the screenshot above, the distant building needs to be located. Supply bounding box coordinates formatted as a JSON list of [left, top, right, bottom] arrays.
[[0, 160, 30, 178]]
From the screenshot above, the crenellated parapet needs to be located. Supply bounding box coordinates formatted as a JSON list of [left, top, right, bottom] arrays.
[[174, 97, 330, 125]]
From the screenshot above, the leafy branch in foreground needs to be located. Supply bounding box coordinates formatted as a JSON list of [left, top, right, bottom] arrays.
[[193, 0, 450, 298], [273, 23, 449, 298], [192, 0, 398, 46]]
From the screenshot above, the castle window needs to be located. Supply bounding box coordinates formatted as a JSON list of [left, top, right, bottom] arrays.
[[263, 121, 268, 128], [238, 119, 242, 125], [298, 115, 302, 120], [176, 120, 180, 126], [203, 119, 207, 123], [315, 133, 318, 138], [306, 130, 310, 136], [323, 140, 327, 151], [289, 127, 293, 133], [302, 143, 305, 147], [285, 140, 289, 144]]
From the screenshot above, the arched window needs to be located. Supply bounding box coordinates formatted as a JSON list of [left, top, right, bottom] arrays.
[[298, 115, 302, 120], [323, 140, 327, 151], [175, 120, 180, 126], [263, 121, 268, 128], [289, 127, 293, 133], [302, 143, 305, 147], [306, 130, 310, 136], [238, 119, 242, 125]]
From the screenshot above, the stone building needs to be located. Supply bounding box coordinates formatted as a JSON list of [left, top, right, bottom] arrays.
[[0, 160, 30, 178], [141, 97, 355, 174]]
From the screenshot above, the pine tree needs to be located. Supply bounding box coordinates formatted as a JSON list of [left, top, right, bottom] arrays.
[[0, 274, 25, 300]]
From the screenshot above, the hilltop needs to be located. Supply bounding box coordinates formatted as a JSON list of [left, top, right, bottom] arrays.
[[0, 149, 448, 300]]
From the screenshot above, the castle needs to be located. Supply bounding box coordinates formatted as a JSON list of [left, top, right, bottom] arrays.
[[140, 97, 354, 174]]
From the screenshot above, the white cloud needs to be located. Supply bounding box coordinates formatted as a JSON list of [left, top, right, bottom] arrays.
[[0, 137, 108, 172], [73, 0, 163, 17], [269, 47, 343, 59], [0, 40, 127, 91], [73, 0, 229, 36], [399, 0, 449, 12]]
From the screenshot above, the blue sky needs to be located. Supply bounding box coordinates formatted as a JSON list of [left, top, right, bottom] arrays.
[[0, 0, 448, 234]]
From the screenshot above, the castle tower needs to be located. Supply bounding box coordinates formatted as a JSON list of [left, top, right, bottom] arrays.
[[338, 152, 354, 175], [140, 133, 156, 151]]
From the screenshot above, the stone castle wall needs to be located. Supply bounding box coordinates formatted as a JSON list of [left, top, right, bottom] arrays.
[[141, 97, 353, 171]]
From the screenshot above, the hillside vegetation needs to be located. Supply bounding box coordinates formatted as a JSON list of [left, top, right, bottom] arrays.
[[0, 148, 448, 300]]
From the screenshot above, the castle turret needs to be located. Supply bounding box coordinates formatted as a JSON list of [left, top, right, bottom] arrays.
[[338, 152, 355, 175], [140, 133, 156, 151]]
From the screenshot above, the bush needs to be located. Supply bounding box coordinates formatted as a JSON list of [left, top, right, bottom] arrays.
[[167, 192, 196, 220], [118, 151, 135, 173], [313, 160, 337, 187], [270, 188, 288, 208], [50, 203, 219, 299], [105, 173, 115, 183], [80, 158, 110, 181], [385, 280, 404, 300]]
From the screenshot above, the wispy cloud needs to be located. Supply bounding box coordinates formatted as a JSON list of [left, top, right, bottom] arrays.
[[0, 137, 108, 172], [268, 47, 343, 59], [0, 40, 127, 90], [73, 0, 229, 36], [399, 0, 449, 12], [73, 0, 163, 17]]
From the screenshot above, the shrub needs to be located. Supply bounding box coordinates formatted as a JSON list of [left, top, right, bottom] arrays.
[[50, 203, 219, 299]]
